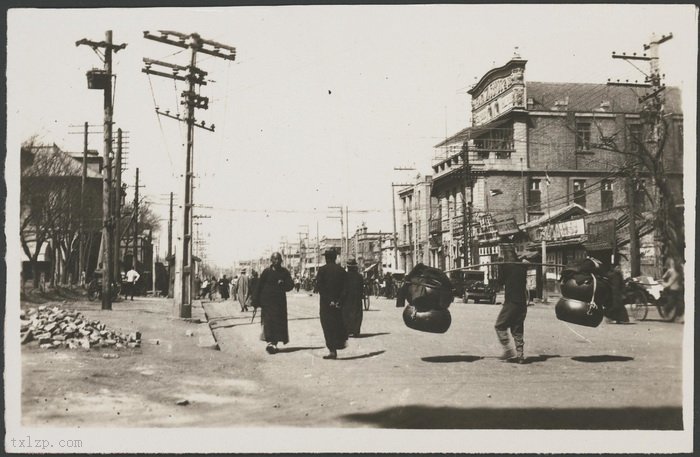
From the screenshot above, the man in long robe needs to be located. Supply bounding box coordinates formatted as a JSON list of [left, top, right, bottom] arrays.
[[342, 259, 364, 337], [236, 269, 251, 312], [315, 249, 348, 359], [251, 253, 294, 354]]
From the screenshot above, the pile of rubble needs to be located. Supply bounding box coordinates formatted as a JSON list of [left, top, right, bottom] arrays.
[[21, 305, 141, 350]]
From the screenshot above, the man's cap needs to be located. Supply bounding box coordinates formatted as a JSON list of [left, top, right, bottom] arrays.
[[323, 249, 337, 257], [347, 258, 358, 266]]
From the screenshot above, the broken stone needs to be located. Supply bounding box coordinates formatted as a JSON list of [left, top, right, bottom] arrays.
[[175, 399, 190, 406], [185, 330, 194, 337], [39, 343, 53, 349], [52, 335, 66, 342], [44, 322, 57, 333], [127, 342, 140, 348], [148, 339, 160, 345], [102, 353, 119, 359], [21, 330, 33, 344], [79, 338, 91, 350]]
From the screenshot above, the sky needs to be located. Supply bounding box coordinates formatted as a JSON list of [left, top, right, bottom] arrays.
[[7, 4, 698, 267]]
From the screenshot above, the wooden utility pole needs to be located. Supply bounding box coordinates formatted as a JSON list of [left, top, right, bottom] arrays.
[[113, 128, 123, 279], [143, 30, 236, 318], [609, 32, 673, 276], [461, 140, 475, 268], [168, 192, 174, 258], [77, 30, 127, 310], [78, 121, 88, 285], [133, 168, 139, 268]]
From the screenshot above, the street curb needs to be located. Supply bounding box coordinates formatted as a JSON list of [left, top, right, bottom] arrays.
[[192, 300, 220, 350]]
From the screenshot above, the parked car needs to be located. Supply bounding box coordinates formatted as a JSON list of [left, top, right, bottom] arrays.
[[448, 270, 497, 303], [464, 280, 498, 304]]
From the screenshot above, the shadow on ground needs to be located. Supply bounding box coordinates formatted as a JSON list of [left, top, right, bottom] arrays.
[[276, 346, 324, 353], [422, 355, 484, 363], [572, 355, 634, 363], [352, 332, 390, 339], [341, 405, 682, 429], [338, 350, 386, 360]]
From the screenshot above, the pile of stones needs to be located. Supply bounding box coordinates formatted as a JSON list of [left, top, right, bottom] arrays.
[[21, 305, 141, 350]]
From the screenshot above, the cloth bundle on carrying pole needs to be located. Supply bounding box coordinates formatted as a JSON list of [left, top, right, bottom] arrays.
[[555, 257, 611, 327], [397, 263, 453, 333]]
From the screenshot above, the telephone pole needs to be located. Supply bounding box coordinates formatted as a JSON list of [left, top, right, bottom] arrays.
[[168, 192, 174, 258], [328, 206, 344, 264], [78, 121, 88, 285], [133, 168, 140, 268], [143, 31, 236, 318], [77, 30, 127, 310], [461, 140, 475, 268], [113, 128, 123, 278], [609, 32, 673, 275]]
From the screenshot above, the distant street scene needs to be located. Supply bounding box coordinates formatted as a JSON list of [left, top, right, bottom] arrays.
[[6, 4, 695, 454]]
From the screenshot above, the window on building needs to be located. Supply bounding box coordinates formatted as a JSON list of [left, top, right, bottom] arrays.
[[403, 224, 407, 244], [573, 179, 586, 207], [529, 179, 542, 211], [401, 197, 406, 212], [576, 123, 592, 151], [635, 180, 646, 211], [408, 223, 413, 242], [601, 179, 614, 210], [628, 123, 643, 153], [477, 150, 489, 160]]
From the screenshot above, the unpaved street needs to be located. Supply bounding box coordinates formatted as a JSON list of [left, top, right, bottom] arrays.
[[22, 292, 683, 429]]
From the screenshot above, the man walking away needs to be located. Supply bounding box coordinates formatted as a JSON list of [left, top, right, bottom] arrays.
[[237, 269, 251, 312], [125, 266, 140, 301], [315, 249, 348, 359], [342, 258, 364, 337], [251, 253, 294, 354], [494, 247, 529, 364]]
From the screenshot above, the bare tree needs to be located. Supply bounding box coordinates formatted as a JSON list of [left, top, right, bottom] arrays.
[[20, 138, 102, 287]]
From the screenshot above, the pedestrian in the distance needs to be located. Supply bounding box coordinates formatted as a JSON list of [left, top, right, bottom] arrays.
[[219, 275, 230, 300], [209, 276, 217, 301], [251, 253, 294, 354], [236, 269, 251, 312], [342, 258, 364, 337], [200, 277, 209, 299], [294, 275, 301, 292], [494, 247, 529, 364], [606, 261, 630, 324], [125, 266, 140, 301], [315, 249, 348, 359]]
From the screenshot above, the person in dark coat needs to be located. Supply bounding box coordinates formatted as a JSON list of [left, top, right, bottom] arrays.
[[219, 275, 230, 300], [251, 253, 294, 354], [606, 262, 630, 323], [315, 249, 348, 359], [495, 248, 529, 364], [342, 258, 364, 337]]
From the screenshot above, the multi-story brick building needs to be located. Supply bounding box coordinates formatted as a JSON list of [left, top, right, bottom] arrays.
[[430, 52, 683, 281], [395, 175, 434, 272]]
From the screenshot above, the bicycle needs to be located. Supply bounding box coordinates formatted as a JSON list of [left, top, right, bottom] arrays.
[[626, 277, 681, 322], [86, 278, 122, 302]]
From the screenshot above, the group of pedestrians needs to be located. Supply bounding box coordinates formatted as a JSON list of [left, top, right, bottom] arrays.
[[195, 275, 234, 301], [251, 249, 365, 359]]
